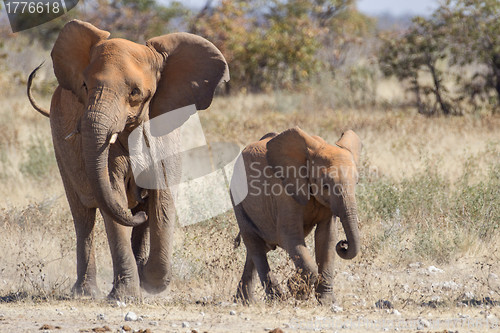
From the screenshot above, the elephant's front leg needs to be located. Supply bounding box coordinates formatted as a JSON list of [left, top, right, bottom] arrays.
[[72, 206, 99, 297], [102, 212, 141, 300], [279, 210, 319, 299], [285, 241, 319, 300], [62, 182, 100, 297], [314, 217, 337, 305]]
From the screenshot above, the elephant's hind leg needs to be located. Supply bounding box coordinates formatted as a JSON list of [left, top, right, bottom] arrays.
[[65, 188, 100, 297], [236, 253, 257, 304], [242, 233, 283, 301], [102, 212, 141, 300], [252, 247, 283, 301], [234, 204, 283, 301]]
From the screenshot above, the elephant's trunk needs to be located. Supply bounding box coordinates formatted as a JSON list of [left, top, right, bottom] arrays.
[[336, 191, 360, 260], [82, 89, 147, 227]]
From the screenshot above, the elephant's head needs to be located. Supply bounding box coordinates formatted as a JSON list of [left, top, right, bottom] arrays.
[[266, 127, 362, 260], [51, 20, 229, 227]]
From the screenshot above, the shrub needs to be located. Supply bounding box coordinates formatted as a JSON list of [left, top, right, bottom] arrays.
[[20, 138, 56, 180]]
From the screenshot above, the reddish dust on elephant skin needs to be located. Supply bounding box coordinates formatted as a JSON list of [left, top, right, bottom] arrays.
[[232, 127, 362, 305], [27, 19, 229, 300]]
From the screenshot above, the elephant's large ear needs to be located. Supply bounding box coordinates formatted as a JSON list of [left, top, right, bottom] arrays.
[[51, 20, 110, 101], [146, 33, 229, 119], [266, 127, 322, 206], [336, 130, 362, 166]]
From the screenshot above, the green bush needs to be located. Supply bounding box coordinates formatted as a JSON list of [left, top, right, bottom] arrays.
[[452, 148, 500, 239], [20, 138, 56, 180], [358, 148, 500, 263]]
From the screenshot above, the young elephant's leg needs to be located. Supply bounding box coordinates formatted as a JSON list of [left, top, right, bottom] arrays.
[[101, 212, 141, 300], [241, 232, 282, 300], [252, 248, 283, 300], [279, 222, 319, 299], [285, 243, 319, 300], [314, 217, 337, 305], [64, 186, 99, 297], [234, 204, 282, 301], [236, 253, 257, 304]]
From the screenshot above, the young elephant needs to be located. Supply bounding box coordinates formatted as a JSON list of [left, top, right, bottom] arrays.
[[231, 127, 362, 304]]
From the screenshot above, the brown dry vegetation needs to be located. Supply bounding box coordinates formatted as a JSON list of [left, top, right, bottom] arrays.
[[1, 54, 500, 331]]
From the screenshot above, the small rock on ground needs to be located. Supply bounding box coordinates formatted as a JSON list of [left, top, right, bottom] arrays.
[[124, 311, 138, 321], [375, 300, 393, 309]]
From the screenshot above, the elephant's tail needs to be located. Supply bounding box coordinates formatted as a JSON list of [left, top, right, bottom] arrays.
[[27, 62, 50, 118], [234, 232, 241, 249]]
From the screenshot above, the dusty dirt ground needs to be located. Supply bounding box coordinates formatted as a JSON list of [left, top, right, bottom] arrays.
[[0, 301, 497, 333], [1, 256, 499, 333]]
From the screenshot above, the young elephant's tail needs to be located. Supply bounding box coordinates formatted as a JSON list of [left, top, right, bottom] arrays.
[[27, 63, 50, 118], [234, 232, 242, 249]]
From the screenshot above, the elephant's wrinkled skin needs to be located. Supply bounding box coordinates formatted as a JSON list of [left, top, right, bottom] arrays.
[[28, 20, 228, 299], [232, 127, 362, 304]]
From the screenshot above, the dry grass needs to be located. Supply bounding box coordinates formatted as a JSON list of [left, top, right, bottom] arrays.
[[0, 64, 499, 331]]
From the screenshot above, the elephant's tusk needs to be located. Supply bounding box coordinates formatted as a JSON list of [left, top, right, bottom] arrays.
[[109, 133, 119, 144], [64, 129, 79, 141]]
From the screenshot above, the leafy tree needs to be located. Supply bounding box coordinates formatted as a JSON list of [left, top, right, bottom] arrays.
[[439, 0, 500, 111], [192, 0, 369, 91], [83, 0, 189, 42], [379, 16, 456, 115], [316, 2, 376, 68], [379, 0, 500, 115], [192, 0, 324, 91], [21, 0, 190, 48]]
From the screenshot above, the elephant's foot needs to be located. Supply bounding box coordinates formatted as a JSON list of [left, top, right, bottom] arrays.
[[264, 287, 284, 302], [235, 282, 255, 305], [316, 290, 336, 306], [139, 264, 171, 295], [287, 272, 316, 300], [108, 276, 141, 301], [263, 281, 284, 302], [72, 280, 100, 298], [315, 276, 335, 305]]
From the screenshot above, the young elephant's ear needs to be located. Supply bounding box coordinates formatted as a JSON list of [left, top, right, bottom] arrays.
[[336, 130, 362, 166], [266, 127, 322, 206], [51, 20, 110, 102], [146, 33, 229, 119]]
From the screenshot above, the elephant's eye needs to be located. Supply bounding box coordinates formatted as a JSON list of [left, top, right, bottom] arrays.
[[82, 82, 88, 93], [323, 183, 330, 191], [131, 87, 141, 97]]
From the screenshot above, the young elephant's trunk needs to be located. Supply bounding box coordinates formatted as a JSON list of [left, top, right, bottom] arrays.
[[336, 192, 360, 260]]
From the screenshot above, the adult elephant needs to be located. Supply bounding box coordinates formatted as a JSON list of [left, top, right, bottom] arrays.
[[231, 127, 361, 305], [27, 20, 229, 299]]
